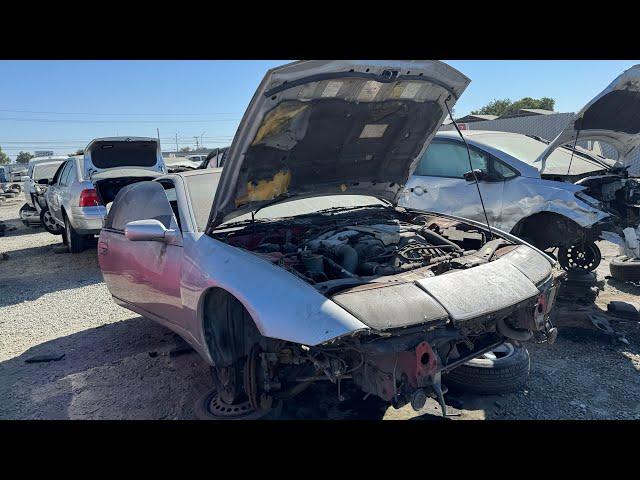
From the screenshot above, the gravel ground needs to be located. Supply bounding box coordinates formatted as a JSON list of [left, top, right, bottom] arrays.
[[1, 194, 639, 420]]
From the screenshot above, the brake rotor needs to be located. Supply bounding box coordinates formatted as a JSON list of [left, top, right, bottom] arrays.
[[243, 344, 273, 411], [557, 242, 601, 272]]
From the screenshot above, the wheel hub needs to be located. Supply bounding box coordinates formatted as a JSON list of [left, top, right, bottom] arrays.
[[207, 392, 257, 419], [557, 243, 601, 272]]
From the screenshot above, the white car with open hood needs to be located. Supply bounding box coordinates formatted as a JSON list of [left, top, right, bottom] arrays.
[[97, 60, 562, 419], [401, 64, 640, 272]]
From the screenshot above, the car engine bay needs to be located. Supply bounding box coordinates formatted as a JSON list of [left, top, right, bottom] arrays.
[[213, 206, 517, 295]]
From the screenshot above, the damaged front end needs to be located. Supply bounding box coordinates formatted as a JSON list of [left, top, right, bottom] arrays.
[[212, 206, 561, 414]]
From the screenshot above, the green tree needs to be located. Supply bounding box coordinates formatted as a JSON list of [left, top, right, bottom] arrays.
[[15, 151, 34, 164], [471, 97, 555, 117], [0, 146, 10, 165], [179, 146, 192, 153]]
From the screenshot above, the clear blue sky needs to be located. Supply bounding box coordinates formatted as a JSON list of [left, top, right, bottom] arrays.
[[1, 60, 638, 160]]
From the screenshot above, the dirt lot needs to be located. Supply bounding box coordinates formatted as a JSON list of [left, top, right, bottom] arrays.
[[1, 194, 639, 420]]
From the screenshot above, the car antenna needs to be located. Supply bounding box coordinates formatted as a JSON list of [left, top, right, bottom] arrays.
[[444, 96, 493, 240]]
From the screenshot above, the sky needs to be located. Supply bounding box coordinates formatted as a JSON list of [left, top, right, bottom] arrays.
[[1, 60, 638, 160]]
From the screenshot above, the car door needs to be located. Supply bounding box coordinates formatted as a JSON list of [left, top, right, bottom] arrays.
[[98, 180, 184, 325], [47, 160, 72, 222], [402, 139, 509, 226]]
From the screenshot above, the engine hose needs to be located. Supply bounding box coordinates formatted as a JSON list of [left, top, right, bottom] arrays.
[[496, 317, 533, 341], [335, 244, 359, 273], [419, 227, 463, 254]]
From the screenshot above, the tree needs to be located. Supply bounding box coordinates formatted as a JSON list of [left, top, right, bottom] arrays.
[[179, 146, 192, 153], [15, 151, 34, 164], [471, 97, 555, 117], [0, 146, 10, 165]]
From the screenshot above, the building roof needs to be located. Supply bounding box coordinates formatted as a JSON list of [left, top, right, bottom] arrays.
[[499, 108, 555, 119], [455, 114, 498, 123]]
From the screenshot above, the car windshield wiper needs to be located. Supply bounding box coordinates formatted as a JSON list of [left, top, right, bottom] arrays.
[[313, 203, 392, 215]]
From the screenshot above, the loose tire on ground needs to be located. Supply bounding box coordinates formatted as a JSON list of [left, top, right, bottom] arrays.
[[444, 342, 530, 395], [610, 256, 640, 282]]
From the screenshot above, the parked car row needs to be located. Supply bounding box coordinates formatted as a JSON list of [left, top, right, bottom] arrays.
[[15, 60, 639, 420]]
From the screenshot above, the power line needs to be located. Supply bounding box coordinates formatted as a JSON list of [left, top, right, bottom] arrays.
[[0, 108, 241, 116], [0, 117, 240, 124]]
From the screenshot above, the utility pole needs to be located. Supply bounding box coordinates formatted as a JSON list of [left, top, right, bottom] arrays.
[[175, 132, 179, 154], [194, 136, 200, 151]]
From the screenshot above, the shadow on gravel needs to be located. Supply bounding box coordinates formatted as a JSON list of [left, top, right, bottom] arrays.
[[605, 277, 640, 296], [0, 316, 212, 419], [0, 315, 392, 420], [0, 244, 102, 308]]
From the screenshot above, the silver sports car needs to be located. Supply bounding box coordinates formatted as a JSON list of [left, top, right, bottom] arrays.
[[98, 60, 561, 418]]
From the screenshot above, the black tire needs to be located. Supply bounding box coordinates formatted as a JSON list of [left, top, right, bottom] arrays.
[[610, 256, 640, 282], [40, 208, 63, 235], [444, 343, 530, 395], [64, 214, 85, 253]]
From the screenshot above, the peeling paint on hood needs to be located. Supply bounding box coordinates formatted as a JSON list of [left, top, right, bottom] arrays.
[[206, 60, 470, 232]]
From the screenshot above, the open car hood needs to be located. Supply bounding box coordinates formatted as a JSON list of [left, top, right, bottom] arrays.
[[206, 60, 470, 232], [537, 64, 640, 168]]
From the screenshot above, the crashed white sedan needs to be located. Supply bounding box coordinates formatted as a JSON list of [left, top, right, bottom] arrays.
[[98, 60, 561, 419], [402, 65, 640, 272]]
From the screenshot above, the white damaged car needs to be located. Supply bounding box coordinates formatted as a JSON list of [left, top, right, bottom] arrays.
[[402, 65, 640, 272]]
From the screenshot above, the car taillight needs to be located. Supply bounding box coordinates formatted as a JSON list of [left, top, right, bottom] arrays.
[[79, 188, 101, 207]]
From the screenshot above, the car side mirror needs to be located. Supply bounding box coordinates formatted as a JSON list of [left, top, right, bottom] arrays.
[[124, 219, 180, 244], [36, 178, 49, 185], [463, 169, 486, 182]]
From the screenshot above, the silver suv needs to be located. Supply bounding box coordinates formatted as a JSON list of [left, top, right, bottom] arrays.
[[45, 137, 166, 253]]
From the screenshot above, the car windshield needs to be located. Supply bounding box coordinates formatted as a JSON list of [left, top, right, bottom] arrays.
[[220, 195, 387, 228], [185, 172, 223, 231], [33, 162, 64, 180], [475, 133, 614, 176], [185, 170, 386, 231]]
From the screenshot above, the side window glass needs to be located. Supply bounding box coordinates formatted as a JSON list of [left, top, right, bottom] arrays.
[[493, 159, 517, 179], [66, 162, 77, 184], [105, 181, 177, 232], [469, 149, 489, 173], [51, 162, 66, 185], [58, 162, 72, 187], [416, 142, 475, 178]]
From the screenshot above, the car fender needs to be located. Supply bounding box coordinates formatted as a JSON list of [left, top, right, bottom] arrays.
[[499, 177, 609, 233], [180, 233, 370, 353]]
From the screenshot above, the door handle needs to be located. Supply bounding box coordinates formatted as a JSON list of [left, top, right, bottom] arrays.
[[411, 186, 427, 196]]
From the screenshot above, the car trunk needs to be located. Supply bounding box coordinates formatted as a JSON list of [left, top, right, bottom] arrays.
[[92, 168, 164, 206]]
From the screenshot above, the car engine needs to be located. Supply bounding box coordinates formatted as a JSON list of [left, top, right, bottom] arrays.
[[218, 211, 495, 293]]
